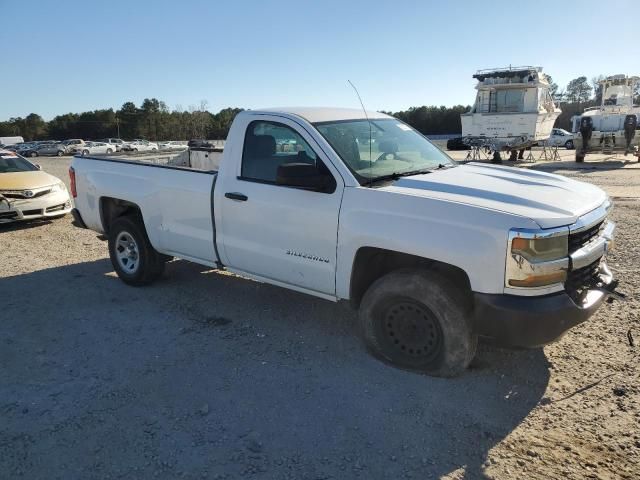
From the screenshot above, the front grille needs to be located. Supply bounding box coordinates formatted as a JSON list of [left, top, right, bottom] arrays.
[[46, 203, 66, 213], [22, 209, 42, 216], [568, 221, 603, 252], [0, 211, 18, 220], [566, 258, 601, 299], [0, 189, 51, 199]]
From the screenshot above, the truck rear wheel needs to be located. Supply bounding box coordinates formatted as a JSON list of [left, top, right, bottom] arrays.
[[359, 269, 477, 377], [108, 215, 165, 286]]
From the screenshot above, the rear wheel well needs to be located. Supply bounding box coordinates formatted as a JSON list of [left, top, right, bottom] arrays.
[[349, 247, 472, 308], [100, 197, 142, 234]]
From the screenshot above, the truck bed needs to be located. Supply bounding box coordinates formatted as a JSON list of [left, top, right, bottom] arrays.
[[79, 148, 222, 173], [72, 154, 219, 266]]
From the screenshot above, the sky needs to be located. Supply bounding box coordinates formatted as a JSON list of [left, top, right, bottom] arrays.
[[1, 0, 639, 120]]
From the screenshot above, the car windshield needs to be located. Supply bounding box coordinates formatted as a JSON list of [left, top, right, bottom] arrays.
[[314, 118, 455, 184], [0, 153, 38, 173]]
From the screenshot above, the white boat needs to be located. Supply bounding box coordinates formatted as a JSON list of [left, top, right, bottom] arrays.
[[572, 75, 639, 162], [461, 66, 561, 161]]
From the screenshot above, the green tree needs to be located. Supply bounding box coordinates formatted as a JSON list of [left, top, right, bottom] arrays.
[[591, 75, 606, 104], [545, 75, 559, 97], [22, 113, 47, 140], [117, 102, 141, 139], [566, 76, 592, 104]]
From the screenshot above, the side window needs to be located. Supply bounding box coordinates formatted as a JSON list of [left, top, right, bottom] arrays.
[[241, 120, 333, 189]]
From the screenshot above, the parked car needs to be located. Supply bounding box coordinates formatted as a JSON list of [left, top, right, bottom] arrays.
[[122, 139, 159, 152], [188, 139, 213, 148], [79, 142, 116, 155], [36, 143, 66, 157], [446, 137, 471, 151], [3, 143, 23, 152], [98, 138, 126, 152], [158, 141, 188, 150], [0, 149, 72, 223], [18, 145, 42, 157], [61, 139, 85, 154], [546, 128, 575, 149], [70, 107, 619, 377]]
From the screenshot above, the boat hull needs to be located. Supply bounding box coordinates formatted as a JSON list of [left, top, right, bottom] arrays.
[[461, 112, 560, 150], [573, 107, 640, 155], [574, 130, 639, 153]]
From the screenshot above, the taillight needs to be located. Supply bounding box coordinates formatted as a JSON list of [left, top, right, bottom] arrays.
[[69, 166, 77, 198]]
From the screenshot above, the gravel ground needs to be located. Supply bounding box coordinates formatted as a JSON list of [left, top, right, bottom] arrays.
[[1, 155, 639, 480]]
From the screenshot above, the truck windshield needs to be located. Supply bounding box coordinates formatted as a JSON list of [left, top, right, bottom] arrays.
[[314, 119, 455, 184]]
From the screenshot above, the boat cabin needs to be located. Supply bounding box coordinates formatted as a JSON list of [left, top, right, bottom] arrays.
[[600, 75, 638, 108], [469, 67, 555, 115]]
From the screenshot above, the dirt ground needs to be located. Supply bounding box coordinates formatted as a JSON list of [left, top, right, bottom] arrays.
[[1, 154, 639, 479]]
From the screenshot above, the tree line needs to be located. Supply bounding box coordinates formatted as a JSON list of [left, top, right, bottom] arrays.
[[1, 76, 637, 141], [0, 99, 243, 142]]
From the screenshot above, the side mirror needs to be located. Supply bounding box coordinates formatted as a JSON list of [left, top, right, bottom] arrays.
[[276, 163, 334, 192]]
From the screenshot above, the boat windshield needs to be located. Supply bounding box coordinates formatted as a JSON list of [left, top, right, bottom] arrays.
[[314, 119, 454, 184]]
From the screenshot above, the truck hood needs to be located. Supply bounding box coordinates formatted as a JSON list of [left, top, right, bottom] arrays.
[[382, 162, 607, 229], [0, 171, 61, 190]]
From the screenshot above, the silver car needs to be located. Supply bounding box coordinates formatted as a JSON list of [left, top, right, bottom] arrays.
[[36, 143, 66, 157]]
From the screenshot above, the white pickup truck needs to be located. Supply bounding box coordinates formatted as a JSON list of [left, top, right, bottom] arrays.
[[70, 107, 618, 376]]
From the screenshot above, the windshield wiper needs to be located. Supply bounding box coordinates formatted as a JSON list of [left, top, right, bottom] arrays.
[[437, 163, 457, 169], [367, 168, 434, 185]]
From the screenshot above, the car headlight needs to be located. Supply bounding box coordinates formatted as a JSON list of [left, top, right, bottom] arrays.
[[506, 229, 569, 288], [52, 182, 67, 193]]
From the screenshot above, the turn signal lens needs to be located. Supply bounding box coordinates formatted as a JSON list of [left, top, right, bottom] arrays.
[[508, 271, 567, 287]]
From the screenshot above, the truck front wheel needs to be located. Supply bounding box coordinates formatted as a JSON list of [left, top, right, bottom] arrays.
[[359, 269, 477, 377], [108, 215, 165, 286]]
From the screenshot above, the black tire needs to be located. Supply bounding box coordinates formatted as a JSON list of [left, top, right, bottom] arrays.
[[30, 151, 38, 158], [82, 150, 89, 156], [106, 148, 113, 154], [56, 150, 63, 156], [108, 215, 165, 286], [359, 269, 477, 377], [565, 140, 574, 150]]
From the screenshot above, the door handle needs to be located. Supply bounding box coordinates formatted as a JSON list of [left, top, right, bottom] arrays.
[[225, 192, 248, 201]]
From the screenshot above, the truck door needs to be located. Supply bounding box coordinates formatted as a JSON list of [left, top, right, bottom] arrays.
[[217, 117, 343, 296]]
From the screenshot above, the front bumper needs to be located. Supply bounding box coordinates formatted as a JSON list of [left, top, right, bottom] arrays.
[[0, 191, 72, 223], [473, 262, 615, 348]]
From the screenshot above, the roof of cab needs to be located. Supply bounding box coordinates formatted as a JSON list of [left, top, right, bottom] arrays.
[[248, 107, 392, 123]]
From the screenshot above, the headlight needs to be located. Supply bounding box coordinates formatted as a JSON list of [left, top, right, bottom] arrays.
[[506, 229, 569, 288], [52, 182, 67, 193], [511, 235, 567, 262]]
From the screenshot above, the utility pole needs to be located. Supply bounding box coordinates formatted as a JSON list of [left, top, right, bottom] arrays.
[[116, 117, 120, 138]]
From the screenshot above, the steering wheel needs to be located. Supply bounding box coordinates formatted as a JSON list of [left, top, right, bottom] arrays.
[[375, 140, 412, 163]]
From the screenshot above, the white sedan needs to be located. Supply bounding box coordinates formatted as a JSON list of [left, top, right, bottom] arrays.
[[546, 128, 575, 149], [122, 140, 159, 152], [158, 141, 188, 150], [79, 142, 116, 155]]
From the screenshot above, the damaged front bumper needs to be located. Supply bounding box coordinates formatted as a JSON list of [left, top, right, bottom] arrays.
[[473, 261, 619, 348], [0, 191, 72, 223]]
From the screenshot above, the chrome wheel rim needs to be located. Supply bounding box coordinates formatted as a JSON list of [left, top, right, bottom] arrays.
[[115, 231, 140, 274]]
